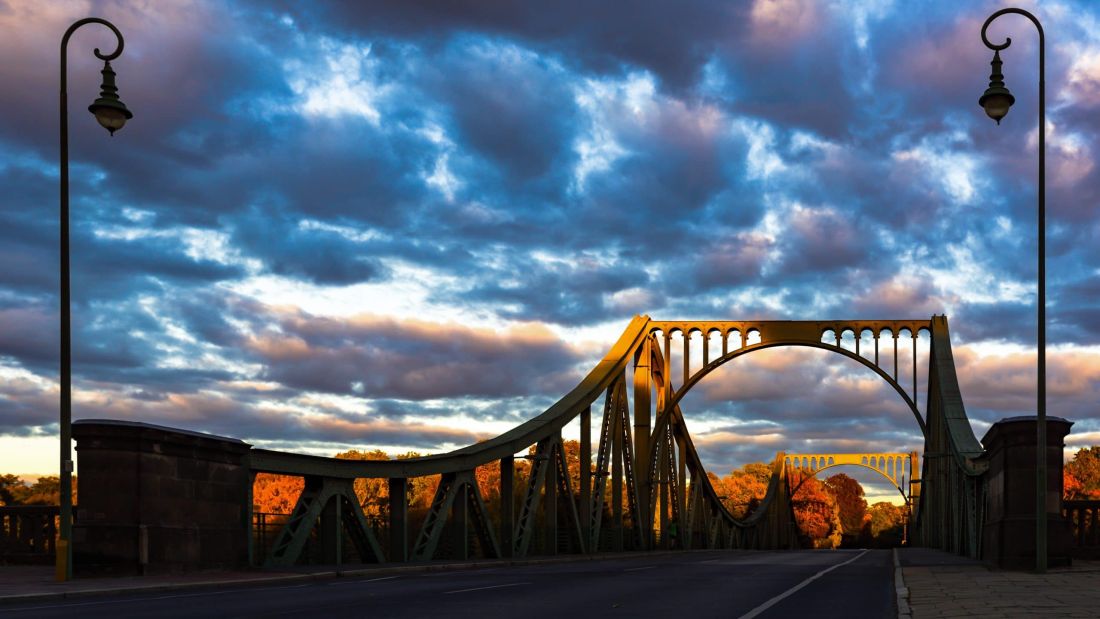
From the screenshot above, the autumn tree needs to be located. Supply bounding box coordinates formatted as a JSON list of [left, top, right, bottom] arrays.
[[1064, 447, 1100, 499], [866, 501, 906, 547], [252, 473, 304, 514], [824, 473, 867, 546], [790, 472, 842, 549], [714, 463, 772, 519], [334, 448, 390, 520]]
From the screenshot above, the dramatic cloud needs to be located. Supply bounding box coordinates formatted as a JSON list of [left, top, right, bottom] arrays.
[[2, 1, 1098, 480]]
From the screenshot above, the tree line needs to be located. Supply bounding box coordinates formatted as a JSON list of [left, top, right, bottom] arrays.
[[0, 475, 69, 506]]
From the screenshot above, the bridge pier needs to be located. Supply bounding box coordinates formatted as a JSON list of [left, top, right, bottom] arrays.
[[71, 420, 251, 575], [980, 416, 1074, 569]]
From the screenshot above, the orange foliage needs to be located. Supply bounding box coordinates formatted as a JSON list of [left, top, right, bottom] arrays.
[[790, 472, 841, 548], [252, 473, 304, 514], [1065, 447, 1100, 500]]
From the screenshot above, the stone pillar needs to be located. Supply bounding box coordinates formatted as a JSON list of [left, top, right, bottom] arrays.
[[980, 416, 1074, 569], [72, 420, 252, 575]]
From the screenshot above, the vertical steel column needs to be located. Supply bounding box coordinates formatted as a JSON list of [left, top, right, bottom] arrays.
[[320, 494, 341, 565], [612, 409, 624, 552], [912, 332, 919, 408], [452, 483, 468, 560], [580, 405, 591, 552], [658, 437, 669, 549], [545, 441, 559, 555], [677, 435, 687, 541], [500, 456, 514, 558], [893, 333, 899, 381], [388, 477, 408, 562], [874, 332, 880, 366], [683, 333, 690, 388], [634, 341, 652, 550]]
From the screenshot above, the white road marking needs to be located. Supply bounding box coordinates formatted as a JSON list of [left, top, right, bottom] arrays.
[[737, 549, 870, 619], [328, 575, 399, 586], [442, 582, 531, 594], [624, 565, 656, 572]]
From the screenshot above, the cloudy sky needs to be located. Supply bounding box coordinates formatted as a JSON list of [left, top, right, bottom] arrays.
[[2, 0, 1099, 502]]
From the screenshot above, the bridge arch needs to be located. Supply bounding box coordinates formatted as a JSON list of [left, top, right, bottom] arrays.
[[786, 460, 909, 502], [661, 339, 928, 437]]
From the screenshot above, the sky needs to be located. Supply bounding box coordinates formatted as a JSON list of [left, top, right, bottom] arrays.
[[1, 0, 1099, 504]]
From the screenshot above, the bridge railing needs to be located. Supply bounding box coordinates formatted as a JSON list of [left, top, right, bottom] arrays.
[[1063, 500, 1100, 558], [0, 505, 62, 564]]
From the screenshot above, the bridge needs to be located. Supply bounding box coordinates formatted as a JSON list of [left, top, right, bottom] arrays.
[[43, 315, 1086, 574]]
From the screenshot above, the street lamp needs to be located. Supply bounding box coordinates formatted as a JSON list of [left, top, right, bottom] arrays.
[[979, 7, 1046, 573], [58, 17, 132, 582]]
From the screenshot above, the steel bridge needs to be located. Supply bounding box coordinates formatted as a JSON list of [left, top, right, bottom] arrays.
[[239, 314, 988, 566]]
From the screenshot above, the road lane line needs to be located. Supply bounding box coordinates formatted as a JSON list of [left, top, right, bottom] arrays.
[[442, 582, 531, 594], [329, 575, 399, 586], [737, 550, 870, 619], [624, 565, 656, 571]]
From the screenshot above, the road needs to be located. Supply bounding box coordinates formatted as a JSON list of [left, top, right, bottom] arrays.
[[5, 549, 895, 618]]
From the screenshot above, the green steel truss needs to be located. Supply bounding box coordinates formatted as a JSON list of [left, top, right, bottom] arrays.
[[250, 314, 984, 566]]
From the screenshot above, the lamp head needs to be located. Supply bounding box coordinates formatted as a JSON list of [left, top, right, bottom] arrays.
[[978, 50, 1014, 125], [87, 60, 133, 135]]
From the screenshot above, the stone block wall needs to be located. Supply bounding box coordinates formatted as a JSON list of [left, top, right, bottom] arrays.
[[72, 420, 251, 575]]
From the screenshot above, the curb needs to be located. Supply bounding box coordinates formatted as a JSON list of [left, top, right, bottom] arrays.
[[0, 549, 703, 606], [894, 548, 911, 618]]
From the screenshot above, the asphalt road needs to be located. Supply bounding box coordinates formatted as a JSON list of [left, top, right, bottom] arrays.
[[4, 549, 895, 618]]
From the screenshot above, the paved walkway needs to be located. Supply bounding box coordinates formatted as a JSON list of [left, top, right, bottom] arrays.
[[898, 548, 1100, 618]]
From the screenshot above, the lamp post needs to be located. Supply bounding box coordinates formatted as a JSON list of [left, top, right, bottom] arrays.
[[978, 7, 1046, 573], [59, 17, 133, 581]]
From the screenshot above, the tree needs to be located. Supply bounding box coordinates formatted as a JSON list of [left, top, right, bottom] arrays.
[[790, 472, 842, 548], [252, 473, 304, 514], [0, 474, 23, 506], [716, 463, 772, 519], [824, 473, 867, 546], [334, 449, 390, 520], [1064, 447, 1100, 499], [866, 501, 906, 547], [20, 476, 62, 505], [1065, 469, 1084, 500]]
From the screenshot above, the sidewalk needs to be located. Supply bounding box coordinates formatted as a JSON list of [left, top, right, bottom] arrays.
[[897, 548, 1100, 618]]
